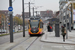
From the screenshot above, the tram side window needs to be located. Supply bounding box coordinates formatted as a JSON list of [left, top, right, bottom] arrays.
[[40, 22, 43, 28], [28, 25, 29, 29], [28, 20, 30, 29]]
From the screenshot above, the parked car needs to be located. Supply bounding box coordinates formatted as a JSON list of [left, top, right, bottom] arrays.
[[0, 29, 6, 33], [25, 26, 28, 30]]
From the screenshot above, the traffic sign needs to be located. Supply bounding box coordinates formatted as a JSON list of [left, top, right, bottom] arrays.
[[8, 11, 13, 14], [8, 7, 13, 11], [8, 23, 10, 26], [8, 23, 10, 25]]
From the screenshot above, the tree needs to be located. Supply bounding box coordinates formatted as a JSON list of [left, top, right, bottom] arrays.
[[25, 20, 28, 25], [13, 16, 28, 26], [13, 16, 23, 25], [0, 14, 6, 29], [0, 14, 1, 25]]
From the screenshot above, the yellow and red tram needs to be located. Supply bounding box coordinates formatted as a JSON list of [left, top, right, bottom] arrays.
[[28, 17, 44, 36]]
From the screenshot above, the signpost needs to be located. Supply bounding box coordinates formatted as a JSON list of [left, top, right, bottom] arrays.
[[8, 7, 13, 14], [8, 7, 13, 11], [9, 0, 13, 43], [8, 11, 13, 14]]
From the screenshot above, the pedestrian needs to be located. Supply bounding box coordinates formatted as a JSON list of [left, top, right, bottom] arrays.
[[50, 25, 52, 31], [61, 26, 66, 42], [47, 23, 52, 32], [47, 24, 50, 32]]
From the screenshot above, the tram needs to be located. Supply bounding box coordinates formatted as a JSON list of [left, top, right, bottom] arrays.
[[28, 17, 44, 36]]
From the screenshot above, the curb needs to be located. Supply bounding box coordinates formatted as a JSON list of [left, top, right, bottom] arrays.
[[40, 30, 75, 45], [40, 38, 75, 45]]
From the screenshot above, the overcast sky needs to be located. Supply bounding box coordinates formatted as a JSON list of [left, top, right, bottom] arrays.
[[0, 0, 59, 15]]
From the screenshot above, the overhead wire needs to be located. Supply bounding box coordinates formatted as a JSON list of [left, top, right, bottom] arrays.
[[29, 0, 31, 2], [24, 6, 29, 11], [32, 0, 35, 2], [31, 0, 35, 7], [12, 0, 15, 3]]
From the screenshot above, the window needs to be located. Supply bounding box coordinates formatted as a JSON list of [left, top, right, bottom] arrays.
[[40, 22, 43, 28], [30, 20, 39, 28]]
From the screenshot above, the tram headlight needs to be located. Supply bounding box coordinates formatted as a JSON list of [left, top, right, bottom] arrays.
[[29, 32, 31, 34], [38, 32, 42, 34]]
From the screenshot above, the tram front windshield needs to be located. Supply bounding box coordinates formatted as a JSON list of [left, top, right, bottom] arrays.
[[30, 20, 39, 28]]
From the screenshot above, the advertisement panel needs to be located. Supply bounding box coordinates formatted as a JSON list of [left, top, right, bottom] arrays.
[[0, 14, 1, 25], [73, 3, 75, 9], [73, 9, 75, 21], [73, 3, 75, 29], [73, 24, 75, 29]]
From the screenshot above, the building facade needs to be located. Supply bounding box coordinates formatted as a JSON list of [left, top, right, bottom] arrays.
[[24, 12, 31, 18], [0, 10, 9, 30], [40, 10, 53, 18], [15, 14, 22, 19]]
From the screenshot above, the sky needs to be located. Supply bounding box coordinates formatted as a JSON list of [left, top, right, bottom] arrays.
[[0, 0, 59, 16]]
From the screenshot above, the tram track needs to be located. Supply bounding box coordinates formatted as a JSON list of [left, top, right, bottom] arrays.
[[10, 37, 31, 50], [26, 37, 39, 50], [9, 36, 39, 50]]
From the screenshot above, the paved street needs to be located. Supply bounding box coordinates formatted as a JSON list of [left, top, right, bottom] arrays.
[[0, 31, 29, 45], [0, 24, 75, 50], [0, 0, 75, 50], [27, 37, 75, 50], [1, 34, 75, 50]]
